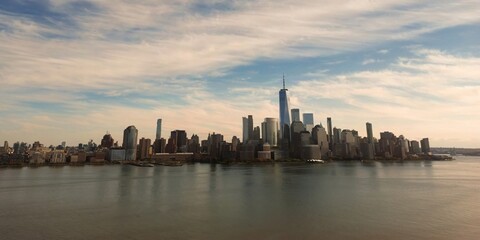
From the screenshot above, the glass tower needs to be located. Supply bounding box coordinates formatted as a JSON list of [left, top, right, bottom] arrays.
[[279, 75, 291, 140]]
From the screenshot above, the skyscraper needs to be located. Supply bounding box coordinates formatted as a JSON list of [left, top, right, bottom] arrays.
[[248, 115, 254, 142], [366, 122, 373, 144], [327, 117, 333, 150], [420, 138, 431, 154], [279, 75, 291, 140], [291, 108, 300, 122], [123, 125, 138, 161], [101, 132, 114, 148], [262, 118, 279, 147], [303, 113, 314, 132], [242, 117, 249, 143], [156, 119, 162, 140], [138, 137, 151, 160]]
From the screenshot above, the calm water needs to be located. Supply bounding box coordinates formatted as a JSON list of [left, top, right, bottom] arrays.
[[1, 156, 479, 240]]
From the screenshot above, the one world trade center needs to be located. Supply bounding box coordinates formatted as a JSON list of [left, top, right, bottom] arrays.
[[279, 75, 291, 147]]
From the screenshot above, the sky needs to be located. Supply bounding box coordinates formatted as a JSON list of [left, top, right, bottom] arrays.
[[0, 0, 479, 148]]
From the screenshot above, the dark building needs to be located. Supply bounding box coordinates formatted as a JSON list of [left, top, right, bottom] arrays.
[[167, 130, 187, 153], [188, 134, 201, 153], [410, 140, 421, 154], [420, 138, 431, 155], [138, 137, 151, 160], [379, 131, 396, 159], [153, 138, 166, 153], [101, 133, 114, 148], [248, 115, 254, 142], [253, 126, 261, 141], [208, 133, 224, 160], [290, 121, 305, 159], [327, 117, 333, 150]]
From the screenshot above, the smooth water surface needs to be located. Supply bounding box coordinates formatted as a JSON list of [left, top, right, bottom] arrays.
[[1, 156, 479, 239]]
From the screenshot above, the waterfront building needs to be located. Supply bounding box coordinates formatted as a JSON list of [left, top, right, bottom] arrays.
[[50, 150, 66, 164], [290, 121, 305, 158], [262, 118, 279, 147], [156, 119, 162, 140], [138, 137, 152, 160], [108, 148, 126, 162], [123, 125, 138, 161], [168, 130, 187, 153], [257, 143, 272, 161], [303, 113, 314, 132], [421, 138, 431, 155], [301, 145, 322, 160], [312, 125, 329, 157], [360, 142, 375, 160], [379, 131, 396, 159], [279, 75, 291, 141], [153, 138, 166, 153], [410, 140, 421, 154], [291, 108, 300, 122], [188, 134, 201, 153]]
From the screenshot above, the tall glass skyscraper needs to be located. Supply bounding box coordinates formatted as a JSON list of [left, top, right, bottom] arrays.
[[156, 119, 162, 140], [123, 125, 138, 161], [279, 75, 290, 140]]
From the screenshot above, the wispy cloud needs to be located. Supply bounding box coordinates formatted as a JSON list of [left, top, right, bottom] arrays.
[[0, 1, 479, 147]]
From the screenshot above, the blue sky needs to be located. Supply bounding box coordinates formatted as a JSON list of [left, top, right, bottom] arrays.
[[0, 0, 479, 147]]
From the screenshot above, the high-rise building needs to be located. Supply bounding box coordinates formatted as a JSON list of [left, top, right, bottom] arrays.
[[279, 75, 291, 140], [420, 138, 431, 155], [253, 126, 261, 140], [291, 108, 300, 122], [366, 122, 374, 144], [290, 121, 305, 158], [312, 125, 329, 157], [168, 130, 187, 153], [261, 118, 279, 147], [3, 141, 8, 152], [156, 119, 162, 140], [123, 125, 138, 161], [153, 138, 166, 153], [248, 115, 254, 142], [333, 127, 341, 145], [101, 132, 114, 148], [138, 138, 152, 160], [410, 140, 421, 154], [242, 117, 249, 143], [327, 117, 333, 150], [303, 113, 314, 132]]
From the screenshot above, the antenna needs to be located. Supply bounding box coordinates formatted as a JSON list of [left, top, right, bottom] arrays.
[[283, 73, 285, 89]]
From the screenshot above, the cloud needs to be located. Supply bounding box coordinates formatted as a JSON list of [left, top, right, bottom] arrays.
[[1, 1, 480, 147], [378, 49, 389, 54], [291, 49, 480, 147], [362, 58, 378, 65]]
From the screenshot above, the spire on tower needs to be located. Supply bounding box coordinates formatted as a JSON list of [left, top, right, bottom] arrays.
[[283, 73, 285, 89]]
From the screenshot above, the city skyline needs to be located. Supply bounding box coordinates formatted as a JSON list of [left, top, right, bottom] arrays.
[[1, 1, 480, 147]]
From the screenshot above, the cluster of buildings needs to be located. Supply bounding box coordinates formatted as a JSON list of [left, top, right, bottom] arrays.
[[1, 77, 435, 166]]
